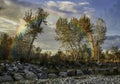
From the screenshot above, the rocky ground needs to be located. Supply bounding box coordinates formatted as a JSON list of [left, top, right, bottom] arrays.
[[0, 61, 120, 84]]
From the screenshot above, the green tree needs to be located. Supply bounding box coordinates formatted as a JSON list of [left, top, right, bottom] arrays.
[[23, 8, 48, 59], [55, 15, 107, 61], [93, 18, 106, 61], [0, 33, 9, 59], [12, 33, 30, 59], [55, 17, 85, 61], [110, 46, 119, 62]]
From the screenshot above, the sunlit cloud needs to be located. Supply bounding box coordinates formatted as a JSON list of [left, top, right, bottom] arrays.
[[79, 2, 90, 6]]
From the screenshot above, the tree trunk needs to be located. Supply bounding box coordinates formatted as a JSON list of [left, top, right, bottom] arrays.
[[87, 33, 96, 60], [27, 34, 36, 60]]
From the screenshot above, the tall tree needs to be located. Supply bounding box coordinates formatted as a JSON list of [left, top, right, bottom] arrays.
[[55, 15, 107, 61], [93, 18, 106, 61], [23, 8, 48, 59], [55, 17, 85, 61]]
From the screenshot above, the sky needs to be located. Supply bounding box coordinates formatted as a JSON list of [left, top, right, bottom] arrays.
[[0, 0, 119, 51]]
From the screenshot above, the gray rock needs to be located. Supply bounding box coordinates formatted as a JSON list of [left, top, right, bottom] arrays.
[[24, 70, 38, 80], [82, 69, 92, 75], [7, 67, 13, 72], [24, 66, 30, 71], [67, 70, 76, 76], [76, 69, 83, 76], [48, 73, 57, 78], [13, 66, 18, 72], [38, 72, 48, 79], [59, 72, 67, 77], [13, 73, 24, 81], [0, 75, 13, 82], [36, 68, 42, 73], [17, 64, 24, 70]]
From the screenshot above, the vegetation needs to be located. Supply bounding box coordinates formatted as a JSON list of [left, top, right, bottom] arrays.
[[23, 8, 48, 60], [0, 8, 119, 64], [55, 15, 106, 62]]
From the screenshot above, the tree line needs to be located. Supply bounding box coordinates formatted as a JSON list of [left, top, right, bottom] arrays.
[[0, 8, 119, 63]]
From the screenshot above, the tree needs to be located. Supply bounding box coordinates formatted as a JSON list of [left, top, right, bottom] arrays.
[[109, 46, 119, 62], [55, 15, 107, 61], [0, 33, 10, 59], [55, 17, 85, 61], [23, 8, 48, 59], [77, 15, 106, 61], [93, 18, 106, 61], [12, 33, 30, 59]]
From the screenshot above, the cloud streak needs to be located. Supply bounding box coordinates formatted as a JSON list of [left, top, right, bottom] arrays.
[[79, 2, 90, 6]]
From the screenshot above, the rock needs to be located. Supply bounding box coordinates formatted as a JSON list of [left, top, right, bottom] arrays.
[[24, 66, 30, 71], [82, 69, 92, 75], [36, 68, 42, 73], [13, 73, 24, 81], [24, 70, 38, 80], [59, 72, 67, 77], [67, 70, 76, 76], [7, 67, 13, 72], [76, 69, 83, 76], [0, 66, 5, 76], [48, 73, 57, 78], [13, 66, 18, 72], [11, 63, 15, 67], [38, 71, 48, 79], [0, 75, 13, 82], [17, 64, 24, 70]]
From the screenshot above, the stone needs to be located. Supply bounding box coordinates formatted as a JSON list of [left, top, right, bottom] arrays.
[[13, 73, 24, 81], [36, 68, 42, 73], [59, 72, 67, 77], [48, 73, 57, 78], [0, 75, 13, 83], [67, 70, 76, 76], [17, 64, 24, 70], [38, 72, 48, 79], [82, 69, 92, 75], [76, 69, 83, 76], [24, 70, 38, 80], [13, 66, 18, 72]]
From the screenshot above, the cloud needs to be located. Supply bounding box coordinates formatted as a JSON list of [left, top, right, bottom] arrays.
[[47, 1, 57, 7], [79, 2, 90, 6], [0, 17, 18, 35], [46, 1, 77, 14], [0, 0, 96, 51]]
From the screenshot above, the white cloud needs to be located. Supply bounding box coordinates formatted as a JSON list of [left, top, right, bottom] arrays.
[[47, 1, 57, 7], [0, 17, 18, 25], [79, 2, 90, 6], [0, 17, 18, 35], [59, 1, 77, 13], [46, 1, 77, 13]]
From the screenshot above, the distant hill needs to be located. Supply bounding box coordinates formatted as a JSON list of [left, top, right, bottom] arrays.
[[102, 35, 120, 49]]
